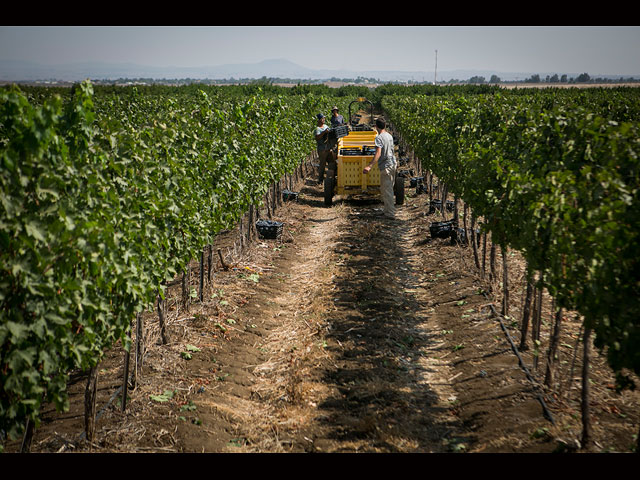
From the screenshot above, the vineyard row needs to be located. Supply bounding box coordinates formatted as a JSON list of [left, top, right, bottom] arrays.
[[2, 82, 639, 448]]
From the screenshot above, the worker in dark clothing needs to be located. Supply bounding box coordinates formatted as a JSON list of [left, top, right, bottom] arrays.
[[314, 113, 335, 184], [328, 106, 346, 171], [330, 106, 345, 127]]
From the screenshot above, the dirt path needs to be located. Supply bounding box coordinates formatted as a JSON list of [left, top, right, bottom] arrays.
[[8, 166, 640, 454], [172, 179, 471, 453]]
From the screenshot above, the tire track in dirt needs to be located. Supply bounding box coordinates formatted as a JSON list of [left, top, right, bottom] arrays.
[[289, 201, 467, 453]]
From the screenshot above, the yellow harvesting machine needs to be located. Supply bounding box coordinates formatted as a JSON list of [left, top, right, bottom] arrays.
[[323, 98, 405, 206]]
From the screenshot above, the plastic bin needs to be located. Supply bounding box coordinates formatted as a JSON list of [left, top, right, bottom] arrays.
[[429, 220, 455, 239], [256, 220, 283, 239], [282, 189, 299, 202], [329, 125, 349, 140]]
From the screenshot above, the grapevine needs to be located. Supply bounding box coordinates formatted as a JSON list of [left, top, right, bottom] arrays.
[[0, 81, 350, 442], [383, 87, 640, 392]]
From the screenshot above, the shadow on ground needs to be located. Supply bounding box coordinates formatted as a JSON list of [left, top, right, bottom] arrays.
[[306, 204, 466, 452]]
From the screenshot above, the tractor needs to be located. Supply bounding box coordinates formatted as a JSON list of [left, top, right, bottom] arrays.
[[323, 98, 405, 207]]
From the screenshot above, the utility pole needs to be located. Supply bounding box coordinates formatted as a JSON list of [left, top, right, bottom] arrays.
[[434, 49, 438, 85]]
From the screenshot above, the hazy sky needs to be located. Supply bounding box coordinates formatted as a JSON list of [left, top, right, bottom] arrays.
[[2, 26, 639, 75]]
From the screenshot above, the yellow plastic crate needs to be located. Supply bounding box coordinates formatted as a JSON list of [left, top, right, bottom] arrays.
[[339, 130, 378, 148], [338, 157, 380, 187], [336, 130, 380, 195]]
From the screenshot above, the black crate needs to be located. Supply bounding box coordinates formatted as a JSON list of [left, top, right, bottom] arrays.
[[429, 200, 442, 214], [450, 227, 467, 245], [340, 147, 362, 156], [329, 125, 349, 140], [362, 146, 376, 155], [428, 199, 455, 214], [429, 220, 455, 239], [282, 189, 299, 202], [410, 176, 424, 188], [256, 220, 283, 239], [450, 227, 481, 245]]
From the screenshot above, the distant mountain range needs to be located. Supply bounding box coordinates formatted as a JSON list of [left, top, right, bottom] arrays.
[[0, 58, 630, 83]]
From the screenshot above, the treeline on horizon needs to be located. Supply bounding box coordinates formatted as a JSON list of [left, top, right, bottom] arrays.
[[6, 69, 640, 91]]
